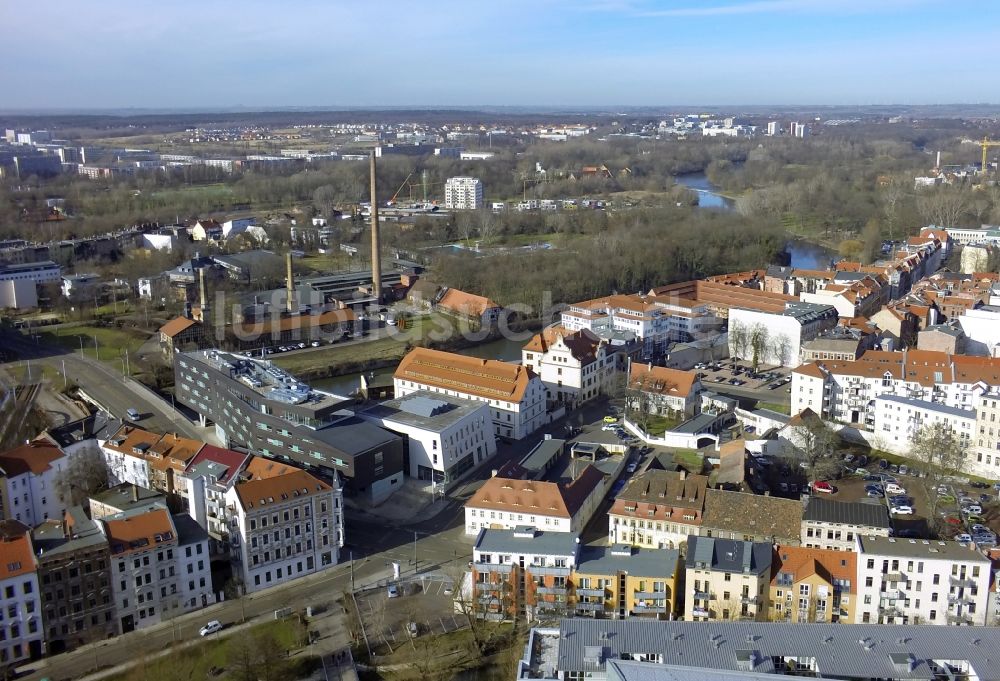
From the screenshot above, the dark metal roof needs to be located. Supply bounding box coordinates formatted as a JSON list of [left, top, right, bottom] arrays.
[[802, 497, 891, 529]]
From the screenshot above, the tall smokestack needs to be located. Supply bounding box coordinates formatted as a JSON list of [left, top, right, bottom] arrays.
[[285, 252, 295, 314], [198, 267, 209, 323], [936, 150, 941, 169], [369, 151, 383, 304]]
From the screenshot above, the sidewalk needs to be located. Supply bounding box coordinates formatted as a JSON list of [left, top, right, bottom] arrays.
[[345, 477, 451, 523]]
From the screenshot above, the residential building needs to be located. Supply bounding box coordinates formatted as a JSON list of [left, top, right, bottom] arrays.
[[0, 440, 68, 526], [470, 527, 578, 621], [918, 324, 966, 354], [173, 514, 214, 610], [360, 391, 496, 484], [572, 544, 681, 620], [226, 466, 342, 593], [626, 363, 703, 417], [0, 521, 41, 666], [684, 536, 772, 621], [176, 350, 404, 502], [974, 394, 1000, 477], [60, 273, 100, 300], [855, 535, 990, 626], [89, 484, 165, 521], [800, 274, 889, 319], [946, 226, 1000, 245], [444, 176, 483, 210], [769, 545, 858, 624], [608, 470, 709, 549], [178, 445, 252, 550], [522, 326, 615, 407], [31, 508, 117, 654], [700, 489, 803, 546], [99, 426, 204, 498], [801, 497, 891, 551], [959, 307, 1000, 357], [872, 395, 975, 458], [435, 288, 503, 326], [516, 619, 1000, 681], [394, 347, 547, 440], [157, 316, 208, 358], [561, 294, 675, 356], [0, 261, 61, 288], [800, 325, 875, 363], [464, 461, 605, 535], [870, 305, 921, 348]]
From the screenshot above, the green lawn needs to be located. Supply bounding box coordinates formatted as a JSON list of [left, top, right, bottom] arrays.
[[643, 413, 684, 436], [673, 449, 705, 474], [756, 401, 790, 415], [34, 323, 151, 364]]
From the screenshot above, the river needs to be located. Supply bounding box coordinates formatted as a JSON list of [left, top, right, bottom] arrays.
[[674, 172, 835, 269], [311, 335, 527, 396]]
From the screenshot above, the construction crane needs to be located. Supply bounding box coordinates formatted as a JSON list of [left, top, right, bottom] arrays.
[[980, 136, 1000, 175], [388, 169, 445, 205]]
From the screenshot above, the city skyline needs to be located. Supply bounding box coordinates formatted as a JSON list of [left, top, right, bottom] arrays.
[[2, 0, 998, 109]]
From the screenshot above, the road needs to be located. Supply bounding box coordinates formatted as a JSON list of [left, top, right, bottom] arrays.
[[0, 329, 204, 439], [19, 509, 472, 681]]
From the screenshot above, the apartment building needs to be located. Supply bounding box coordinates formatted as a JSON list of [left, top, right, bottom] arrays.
[[31, 508, 117, 654], [176, 350, 404, 502], [626, 363, 703, 417], [974, 394, 1000, 476], [522, 326, 615, 407], [179, 445, 252, 550], [608, 470, 709, 549], [685, 536, 772, 622], [360, 391, 496, 484], [471, 526, 578, 621], [561, 294, 674, 356], [394, 348, 546, 440], [0, 521, 42, 667], [855, 536, 991, 626], [444, 176, 483, 210], [727, 302, 839, 368], [769, 545, 857, 624], [573, 544, 681, 620], [801, 498, 891, 551], [871, 395, 976, 457], [0, 440, 68, 526], [226, 467, 342, 594], [800, 274, 889, 319], [100, 426, 204, 497]]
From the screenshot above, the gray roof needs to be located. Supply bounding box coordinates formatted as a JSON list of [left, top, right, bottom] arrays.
[[520, 438, 566, 476], [802, 497, 891, 529], [553, 619, 1000, 680], [44, 412, 121, 448], [673, 412, 719, 434], [921, 324, 963, 338], [685, 536, 771, 575], [362, 390, 485, 431], [31, 506, 107, 559], [474, 527, 578, 558], [608, 661, 779, 681], [783, 301, 837, 323], [576, 546, 680, 579], [310, 416, 401, 455], [858, 535, 991, 562], [875, 394, 976, 420], [173, 513, 210, 546], [747, 408, 790, 425], [90, 483, 165, 513]]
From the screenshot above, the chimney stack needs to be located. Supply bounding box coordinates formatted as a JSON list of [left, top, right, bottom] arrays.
[[369, 151, 383, 304], [198, 267, 209, 323], [285, 252, 295, 314], [131, 485, 139, 503]]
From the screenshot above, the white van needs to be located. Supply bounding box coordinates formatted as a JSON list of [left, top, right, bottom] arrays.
[[126, 408, 141, 421]]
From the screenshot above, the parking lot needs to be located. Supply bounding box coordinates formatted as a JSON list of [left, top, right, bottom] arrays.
[[355, 576, 467, 651], [693, 360, 792, 393]]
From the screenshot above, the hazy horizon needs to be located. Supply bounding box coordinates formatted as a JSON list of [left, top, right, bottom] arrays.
[[2, 0, 999, 109]]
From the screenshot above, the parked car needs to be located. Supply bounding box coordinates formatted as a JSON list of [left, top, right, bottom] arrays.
[[199, 620, 223, 636], [898, 464, 909, 475], [601, 424, 617, 432], [885, 483, 906, 495], [408, 622, 419, 637], [955, 533, 973, 543], [864, 474, 883, 482], [626, 462, 638, 474], [890, 505, 914, 515], [812, 481, 836, 494], [603, 416, 618, 424], [890, 464, 900, 474], [979, 494, 993, 504], [865, 484, 884, 495], [387, 584, 400, 599], [857, 455, 869, 466], [866, 489, 882, 497], [970, 481, 989, 489], [962, 505, 983, 515], [126, 408, 141, 421], [878, 459, 889, 470]]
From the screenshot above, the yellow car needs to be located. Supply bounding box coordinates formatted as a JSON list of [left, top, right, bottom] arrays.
[[603, 416, 618, 424]]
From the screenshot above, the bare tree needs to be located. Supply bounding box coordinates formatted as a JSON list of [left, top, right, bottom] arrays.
[[478, 209, 499, 245], [908, 424, 967, 531], [773, 333, 793, 368], [54, 447, 110, 507], [787, 414, 839, 483], [916, 188, 968, 228], [728, 320, 750, 363], [880, 182, 905, 241], [748, 323, 770, 372]]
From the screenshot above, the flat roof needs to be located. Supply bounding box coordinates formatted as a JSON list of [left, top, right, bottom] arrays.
[[875, 394, 977, 420], [576, 545, 680, 579], [858, 535, 990, 561], [362, 390, 485, 431], [474, 527, 578, 558], [802, 497, 890, 529]]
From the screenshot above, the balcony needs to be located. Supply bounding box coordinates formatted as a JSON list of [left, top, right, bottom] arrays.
[[692, 607, 711, 618], [634, 590, 668, 600], [575, 602, 606, 613], [878, 606, 903, 618], [947, 613, 973, 625], [694, 591, 712, 601], [476, 582, 505, 592], [948, 593, 975, 605], [536, 585, 568, 595], [577, 588, 607, 598], [883, 572, 906, 584], [474, 562, 513, 574], [740, 595, 760, 605], [950, 576, 977, 589], [632, 604, 667, 614], [527, 565, 571, 577]]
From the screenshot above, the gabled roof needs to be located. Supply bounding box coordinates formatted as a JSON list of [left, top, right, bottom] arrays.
[[523, 326, 603, 365], [437, 288, 501, 317], [103, 507, 176, 555], [701, 489, 803, 543], [233, 468, 331, 512], [183, 444, 251, 485], [395, 347, 537, 403], [686, 535, 772, 574], [771, 545, 857, 592], [158, 316, 199, 338], [0, 440, 64, 477], [0, 520, 34, 579], [628, 364, 698, 398]]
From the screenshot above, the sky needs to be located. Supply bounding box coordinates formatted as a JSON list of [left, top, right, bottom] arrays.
[[1, 0, 999, 109]]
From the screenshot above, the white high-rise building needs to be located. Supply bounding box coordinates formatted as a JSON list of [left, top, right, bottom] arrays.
[[766, 121, 779, 136], [444, 176, 483, 210]]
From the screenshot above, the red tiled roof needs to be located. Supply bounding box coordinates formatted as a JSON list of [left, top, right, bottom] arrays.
[[234, 468, 331, 512], [0, 520, 34, 579], [0, 440, 64, 476], [104, 508, 175, 555]]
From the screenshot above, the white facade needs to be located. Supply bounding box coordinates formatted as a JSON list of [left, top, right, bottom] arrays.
[[222, 217, 255, 239], [0, 261, 61, 287], [522, 331, 616, 407], [959, 307, 1000, 357], [466, 503, 573, 535], [226, 471, 343, 594], [0, 532, 41, 667], [872, 395, 975, 456], [61, 273, 99, 299], [973, 394, 1000, 479], [444, 176, 483, 210], [141, 233, 176, 252], [945, 227, 1000, 245], [0, 279, 37, 309], [176, 528, 214, 611], [393, 373, 547, 441], [728, 306, 837, 369], [359, 393, 497, 483], [855, 536, 990, 626], [560, 295, 675, 356]]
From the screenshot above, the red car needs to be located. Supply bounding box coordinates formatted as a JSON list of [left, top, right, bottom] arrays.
[[812, 481, 836, 494]]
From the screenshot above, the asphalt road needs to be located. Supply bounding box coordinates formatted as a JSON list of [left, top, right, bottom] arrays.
[[0, 329, 203, 439]]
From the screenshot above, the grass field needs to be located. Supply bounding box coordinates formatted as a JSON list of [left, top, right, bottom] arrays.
[[35, 323, 151, 363], [103, 619, 313, 681], [756, 401, 791, 415], [673, 449, 706, 473], [642, 413, 684, 436]]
